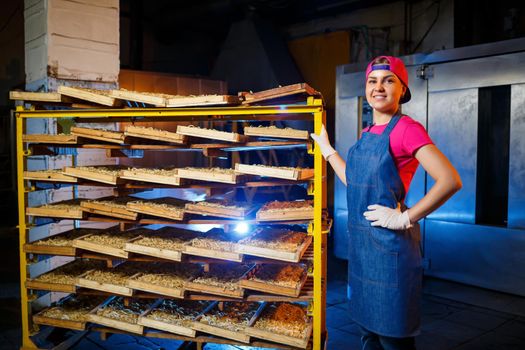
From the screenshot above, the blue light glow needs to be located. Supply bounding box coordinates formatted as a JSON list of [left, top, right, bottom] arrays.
[[234, 222, 250, 235]]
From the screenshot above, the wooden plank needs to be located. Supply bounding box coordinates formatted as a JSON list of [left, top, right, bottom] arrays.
[[166, 95, 240, 107], [10, 91, 63, 102], [24, 170, 78, 183], [23, 244, 76, 256], [58, 86, 120, 106], [235, 164, 314, 181], [109, 89, 167, 106], [71, 126, 126, 144], [124, 125, 186, 144], [239, 264, 308, 297], [243, 126, 309, 140], [138, 316, 196, 337], [236, 236, 312, 263], [63, 166, 123, 185], [126, 197, 186, 221], [80, 197, 139, 220], [120, 168, 181, 186], [23, 134, 78, 144], [184, 201, 256, 219], [25, 280, 76, 293], [177, 125, 246, 143], [177, 168, 245, 184]]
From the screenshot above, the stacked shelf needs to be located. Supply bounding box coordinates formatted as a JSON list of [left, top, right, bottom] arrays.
[[16, 94, 327, 350]]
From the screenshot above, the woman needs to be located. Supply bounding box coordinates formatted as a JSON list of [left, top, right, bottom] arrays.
[[311, 56, 462, 350]]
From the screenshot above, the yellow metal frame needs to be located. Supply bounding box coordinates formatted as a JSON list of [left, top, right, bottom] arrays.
[[15, 98, 328, 350]]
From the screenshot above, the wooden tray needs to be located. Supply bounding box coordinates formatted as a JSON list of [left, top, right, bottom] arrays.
[[109, 89, 167, 107], [88, 297, 147, 334], [191, 302, 263, 344], [185, 264, 253, 298], [125, 237, 182, 262], [166, 95, 240, 108], [177, 168, 246, 184], [236, 236, 312, 263], [23, 170, 78, 183], [58, 86, 120, 107], [241, 83, 319, 104], [120, 168, 181, 186], [127, 273, 185, 299], [243, 126, 309, 140], [33, 312, 87, 331], [24, 228, 117, 256], [124, 125, 186, 144], [76, 271, 134, 296], [126, 197, 186, 221], [184, 201, 255, 219], [244, 302, 312, 349], [239, 264, 308, 297], [235, 164, 314, 180], [138, 300, 214, 337], [72, 230, 141, 259], [245, 322, 312, 349], [71, 126, 126, 144], [176, 125, 246, 143], [26, 201, 84, 219], [256, 201, 314, 222], [80, 197, 138, 220], [32, 295, 106, 331], [183, 244, 243, 263], [62, 166, 123, 185], [22, 134, 78, 144]]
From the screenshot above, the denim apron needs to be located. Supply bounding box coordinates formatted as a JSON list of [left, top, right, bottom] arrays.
[[346, 115, 422, 337]]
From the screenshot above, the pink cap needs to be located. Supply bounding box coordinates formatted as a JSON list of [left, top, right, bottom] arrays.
[[365, 56, 411, 104]]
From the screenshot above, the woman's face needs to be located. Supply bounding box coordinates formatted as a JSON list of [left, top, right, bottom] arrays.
[[365, 69, 406, 115]]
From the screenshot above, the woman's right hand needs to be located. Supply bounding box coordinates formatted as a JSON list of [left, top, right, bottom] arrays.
[[310, 124, 336, 159]]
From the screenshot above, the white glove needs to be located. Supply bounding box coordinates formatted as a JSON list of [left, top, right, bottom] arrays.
[[363, 204, 413, 230], [310, 124, 336, 159]]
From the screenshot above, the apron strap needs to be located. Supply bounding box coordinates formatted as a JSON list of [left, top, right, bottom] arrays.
[[382, 114, 402, 136]]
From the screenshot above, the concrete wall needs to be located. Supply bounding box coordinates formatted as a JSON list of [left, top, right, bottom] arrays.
[[24, 0, 119, 89]]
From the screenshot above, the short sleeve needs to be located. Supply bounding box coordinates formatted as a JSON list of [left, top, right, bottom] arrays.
[[402, 122, 433, 156]]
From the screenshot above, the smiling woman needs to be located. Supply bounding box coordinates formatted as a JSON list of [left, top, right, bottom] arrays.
[[310, 55, 462, 350]]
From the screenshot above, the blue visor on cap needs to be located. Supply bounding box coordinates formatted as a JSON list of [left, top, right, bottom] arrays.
[[371, 64, 391, 71]]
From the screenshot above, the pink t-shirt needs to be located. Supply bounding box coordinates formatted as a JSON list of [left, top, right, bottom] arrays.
[[362, 115, 433, 194]]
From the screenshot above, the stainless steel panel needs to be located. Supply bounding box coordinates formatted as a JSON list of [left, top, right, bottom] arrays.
[[508, 84, 525, 229], [337, 68, 365, 98], [338, 38, 525, 75], [427, 89, 478, 223], [429, 52, 525, 92], [333, 93, 359, 260], [402, 65, 428, 210], [425, 219, 525, 296]]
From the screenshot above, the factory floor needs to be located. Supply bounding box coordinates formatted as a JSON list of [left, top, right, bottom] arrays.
[[0, 227, 524, 350]]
